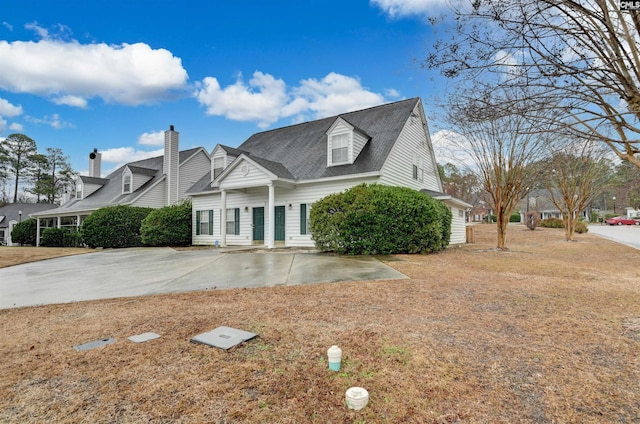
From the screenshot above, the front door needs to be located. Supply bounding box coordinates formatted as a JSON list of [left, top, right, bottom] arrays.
[[274, 205, 285, 241], [252, 207, 264, 242]]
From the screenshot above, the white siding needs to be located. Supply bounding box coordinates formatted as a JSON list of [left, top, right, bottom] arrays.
[[219, 160, 273, 190], [179, 150, 210, 199], [378, 104, 441, 192], [192, 176, 379, 247], [132, 174, 152, 192], [352, 130, 368, 161], [447, 203, 467, 245], [134, 180, 167, 208], [83, 183, 102, 198]]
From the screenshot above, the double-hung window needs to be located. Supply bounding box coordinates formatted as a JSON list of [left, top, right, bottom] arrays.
[[213, 157, 225, 179], [196, 210, 214, 235], [226, 208, 240, 235], [300, 203, 310, 235], [123, 174, 132, 193], [331, 133, 349, 164]]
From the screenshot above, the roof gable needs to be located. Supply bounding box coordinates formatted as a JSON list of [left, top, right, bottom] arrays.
[[237, 98, 419, 181]]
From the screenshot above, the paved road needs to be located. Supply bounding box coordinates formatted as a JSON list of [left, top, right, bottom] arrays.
[[588, 224, 640, 250], [0, 248, 407, 309]]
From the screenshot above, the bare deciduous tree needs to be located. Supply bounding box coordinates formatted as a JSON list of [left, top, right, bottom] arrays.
[[540, 139, 610, 241], [427, 0, 640, 168], [443, 89, 549, 250]]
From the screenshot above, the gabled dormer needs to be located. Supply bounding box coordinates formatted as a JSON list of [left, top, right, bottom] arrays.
[[122, 165, 156, 194], [76, 175, 108, 200], [211, 145, 247, 182], [325, 117, 370, 167]]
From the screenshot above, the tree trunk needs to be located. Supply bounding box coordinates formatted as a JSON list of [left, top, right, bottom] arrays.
[[496, 211, 510, 250]]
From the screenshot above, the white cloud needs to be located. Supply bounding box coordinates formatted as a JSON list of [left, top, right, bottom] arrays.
[[431, 129, 476, 167], [2, 22, 13, 31], [8, 122, 22, 131], [52, 95, 88, 108], [0, 39, 188, 106], [26, 113, 71, 129], [99, 146, 164, 174], [138, 130, 165, 146], [0, 98, 22, 117], [196, 71, 288, 128], [195, 71, 394, 128], [293, 72, 385, 119], [370, 0, 450, 18]]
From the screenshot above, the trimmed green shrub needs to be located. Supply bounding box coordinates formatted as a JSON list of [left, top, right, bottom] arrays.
[[310, 184, 452, 255], [539, 218, 564, 228], [539, 217, 589, 234], [141, 200, 192, 246], [80, 205, 153, 248], [575, 221, 589, 234], [10, 218, 37, 245], [510, 212, 521, 223], [41, 227, 82, 247]]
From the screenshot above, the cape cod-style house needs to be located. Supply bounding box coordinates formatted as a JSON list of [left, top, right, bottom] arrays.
[[187, 97, 471, 247], [30, 98, 470, 247], [30, 127, 211, 244]]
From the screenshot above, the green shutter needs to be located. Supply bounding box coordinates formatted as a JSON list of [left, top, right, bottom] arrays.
[[300, 203, 307, 235], [234, 208, 240, 235], [196, 210, 201, 235], [208, 210, 214, 235]]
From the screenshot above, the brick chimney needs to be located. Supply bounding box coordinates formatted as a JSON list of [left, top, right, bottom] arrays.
[[164, 125, 179, 205], [89, 148, 101, 177]]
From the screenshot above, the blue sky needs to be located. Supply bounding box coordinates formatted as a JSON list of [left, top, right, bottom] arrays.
[[1, 0, 453, 176]]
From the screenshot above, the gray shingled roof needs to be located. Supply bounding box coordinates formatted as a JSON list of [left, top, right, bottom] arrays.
[[188, 98, 419, 194], [35, 147, 203, 216], [0, 203, 58, 228]]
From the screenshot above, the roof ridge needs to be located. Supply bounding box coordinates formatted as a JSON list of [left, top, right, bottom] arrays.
[[247, 97, 419, 137]]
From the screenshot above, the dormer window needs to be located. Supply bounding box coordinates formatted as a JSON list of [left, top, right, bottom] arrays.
[[331, 133, 350, 164], [123, 174, 132, 193], [76, 182, 83, 199], [213, 157, 225, 179], [326, 117, 369, 167]]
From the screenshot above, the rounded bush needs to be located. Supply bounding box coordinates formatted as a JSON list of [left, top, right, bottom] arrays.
[[10, 218, 38, 245], [141, 201, 192, 246], [41, 227, 82, 247], [310, 184, 452, 255], [510, 212, 521, 223], [80, 205, 153, 248]]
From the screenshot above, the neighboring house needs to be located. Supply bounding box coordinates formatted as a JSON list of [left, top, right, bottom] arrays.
[[31, 126, 211, 245], [188, 98, 471, 247], [0, 203, 57, 246], [518, 188, 588, 221]]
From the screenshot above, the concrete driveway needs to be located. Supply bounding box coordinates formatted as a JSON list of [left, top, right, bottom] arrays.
[[588, 224, 640, 250], [0, 248, 407, 309]]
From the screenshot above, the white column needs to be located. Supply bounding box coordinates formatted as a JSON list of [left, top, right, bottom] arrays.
[[56, 216, 61, 229], [267, 183, 275, 249], [220, 189, 227, 247], [36, 218, 41, 247]]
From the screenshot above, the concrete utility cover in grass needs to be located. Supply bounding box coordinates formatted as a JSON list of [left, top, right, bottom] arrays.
[[74, 338, 116, 351], [190, 326, 257, 350], [128, 332, 161, 343]]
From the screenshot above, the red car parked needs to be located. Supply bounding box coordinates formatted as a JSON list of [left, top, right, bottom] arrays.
[[605, 216, 640, 225]]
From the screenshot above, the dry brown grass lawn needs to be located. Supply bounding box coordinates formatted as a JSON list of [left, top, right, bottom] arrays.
[[1, 225, 639, 423], [0, 246, 94, 269]]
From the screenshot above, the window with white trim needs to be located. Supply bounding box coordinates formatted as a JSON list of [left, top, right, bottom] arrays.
[[123, 174, 132, 193], [76, 182, 82, 199], [226, 208, 240, 235], [330, 133, 349, 165], [300, 203, 311, 235], [196, 210, 214, 235], [213, 157, 225, 179]]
